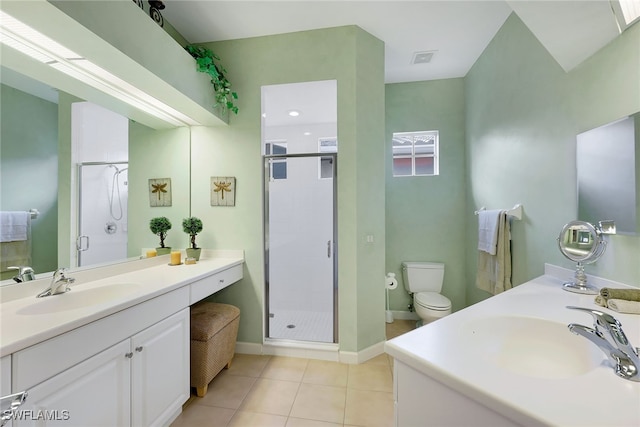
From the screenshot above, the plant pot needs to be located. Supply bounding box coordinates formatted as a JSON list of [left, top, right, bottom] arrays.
[[186, 248, 202, 261], [156, 247, 171, 255]]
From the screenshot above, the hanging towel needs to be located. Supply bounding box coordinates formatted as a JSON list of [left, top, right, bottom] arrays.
[[476, 211, 512, 295], [0, 211, 29, 242], [477, 209, 502, 255], [0, 213, 32, 273]]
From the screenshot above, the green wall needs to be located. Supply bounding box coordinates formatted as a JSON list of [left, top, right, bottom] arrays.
[[1, 84, 58, 277], [568, 21, 640, 285], [190, 26, 386, 352], [385, 79, 466, 312], [128, 123, 191, 255], [465, 14, 640, 306]]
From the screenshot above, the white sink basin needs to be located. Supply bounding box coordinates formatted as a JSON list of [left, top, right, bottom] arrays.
[[465, 316, 605, 379], [16, 283, 141, 315]]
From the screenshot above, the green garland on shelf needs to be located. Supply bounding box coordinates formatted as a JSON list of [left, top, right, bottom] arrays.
[[185, 44, 239, 115]]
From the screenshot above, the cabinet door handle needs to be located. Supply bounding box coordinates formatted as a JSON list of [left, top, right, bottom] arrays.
[[135, 346, 143, 352], [125, 352, 133, 358], [219, 278, 225, 283], [327, 240, 331, 258]]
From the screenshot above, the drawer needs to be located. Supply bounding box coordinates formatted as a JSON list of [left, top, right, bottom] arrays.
[[190, 264, 243, 304]]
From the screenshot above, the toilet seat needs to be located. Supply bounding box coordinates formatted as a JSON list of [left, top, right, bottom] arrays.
[[415, 292, 451, 311]]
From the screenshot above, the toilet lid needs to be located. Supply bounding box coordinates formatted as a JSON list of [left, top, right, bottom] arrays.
[[415, 292, 451, 310]]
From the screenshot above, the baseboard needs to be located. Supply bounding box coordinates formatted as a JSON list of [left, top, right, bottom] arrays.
[[263, 339, 340, 361], [234, 341, 262, 355], [235, 340, 387, 364], [339, 341, 386, 364], [390, 310, 419, 321]]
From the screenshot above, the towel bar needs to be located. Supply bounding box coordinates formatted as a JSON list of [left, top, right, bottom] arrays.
[[474, 204, 523, 220]]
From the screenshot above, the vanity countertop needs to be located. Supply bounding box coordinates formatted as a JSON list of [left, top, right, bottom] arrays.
[[385, 265, 640, 427], [0, 250, 244, 357]]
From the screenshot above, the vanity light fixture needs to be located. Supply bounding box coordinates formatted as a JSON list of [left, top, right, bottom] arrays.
[[0, 10, 200, 127], [612, 0, 640, 32]]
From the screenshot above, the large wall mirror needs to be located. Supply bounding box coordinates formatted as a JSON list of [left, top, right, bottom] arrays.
[[577, 112, 639, 235], [0, 66, 191, 282]]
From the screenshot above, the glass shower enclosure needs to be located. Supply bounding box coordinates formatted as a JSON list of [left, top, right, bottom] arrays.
[[264, 153, 337, 343], [77, 162, 128, 267]]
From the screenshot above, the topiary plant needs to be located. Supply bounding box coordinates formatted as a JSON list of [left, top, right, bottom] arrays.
[[150, 216, 172, 248], [182, 216, 203, 249], [185, 44, 239, 115]]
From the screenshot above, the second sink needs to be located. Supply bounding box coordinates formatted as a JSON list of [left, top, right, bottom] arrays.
[[465, 316, 605, 379]]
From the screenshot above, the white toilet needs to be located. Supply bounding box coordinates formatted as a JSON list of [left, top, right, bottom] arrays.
[[402, 261, 452, 326]]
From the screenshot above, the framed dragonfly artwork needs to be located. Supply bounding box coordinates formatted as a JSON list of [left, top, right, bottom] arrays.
[[148, 178, 172, 207], [211, 176, 236, 207]]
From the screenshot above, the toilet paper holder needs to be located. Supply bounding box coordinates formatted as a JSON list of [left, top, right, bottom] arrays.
[[385, 273, 398, 323]]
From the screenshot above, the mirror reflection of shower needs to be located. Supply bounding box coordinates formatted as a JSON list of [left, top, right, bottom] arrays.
[[108, 164, 128, 222], [71, 101, 129, 267], [78, 162, 128, 267]]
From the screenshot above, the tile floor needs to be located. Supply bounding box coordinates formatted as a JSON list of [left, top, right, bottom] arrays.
[[171, 320, 415, 427]]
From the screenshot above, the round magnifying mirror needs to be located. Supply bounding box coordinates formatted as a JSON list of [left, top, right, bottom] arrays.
[[557, 220, 607, 294]]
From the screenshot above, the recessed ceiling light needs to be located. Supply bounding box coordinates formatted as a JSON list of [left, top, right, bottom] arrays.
[[288, 110, 301, 117], [303, 131, 311, 136], [411, 50, 437, 65]]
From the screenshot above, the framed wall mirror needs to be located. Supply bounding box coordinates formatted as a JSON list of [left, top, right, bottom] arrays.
[[577, 112, 639, 235]]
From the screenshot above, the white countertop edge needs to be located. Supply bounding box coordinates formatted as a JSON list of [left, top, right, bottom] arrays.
[[385, 266, 640, 427], [0, 253, 244, 356]]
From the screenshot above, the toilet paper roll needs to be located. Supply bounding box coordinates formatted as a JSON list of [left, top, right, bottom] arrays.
[[385, 273, 398, 290]]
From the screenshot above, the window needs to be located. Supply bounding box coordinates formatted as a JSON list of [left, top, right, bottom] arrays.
[[266, 140, 287, 180], [392, 131, 439, 177], [318, 137, 337, 179]]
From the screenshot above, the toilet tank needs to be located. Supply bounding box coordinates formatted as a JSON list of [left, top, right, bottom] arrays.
[[401, 262, 445, 293]]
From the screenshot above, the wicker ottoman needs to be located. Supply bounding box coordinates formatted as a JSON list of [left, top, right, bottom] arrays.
[[190, 302, 240, 397]]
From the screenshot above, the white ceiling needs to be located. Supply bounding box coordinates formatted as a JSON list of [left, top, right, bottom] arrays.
[[262, 79, 337, 127], [162, 0, 624, 84]]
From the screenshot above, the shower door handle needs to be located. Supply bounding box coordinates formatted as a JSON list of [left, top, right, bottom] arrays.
[[327, 240, 331, 258], [76, 235, 90, 251]]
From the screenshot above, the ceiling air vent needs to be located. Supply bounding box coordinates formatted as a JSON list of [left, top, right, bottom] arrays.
[[411, 50, 437, 65]]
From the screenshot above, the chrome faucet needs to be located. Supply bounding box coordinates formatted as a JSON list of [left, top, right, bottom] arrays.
[[8, 265, 35, 283], [36, 268, 75, 298], [567, 306, 640, 382]]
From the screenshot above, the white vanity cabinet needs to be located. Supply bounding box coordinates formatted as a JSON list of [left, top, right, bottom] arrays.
[[394, 361, 519, 427], [1, 355, 10, 396], [15, 340, 132, 427], [2, 254, 245, 427], [131, 309, 189, 427], [14, 309, 188, 427], [1, 355, 12, 427]]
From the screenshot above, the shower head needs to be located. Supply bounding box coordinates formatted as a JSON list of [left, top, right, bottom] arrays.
[[108, 164, 128, 174]]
